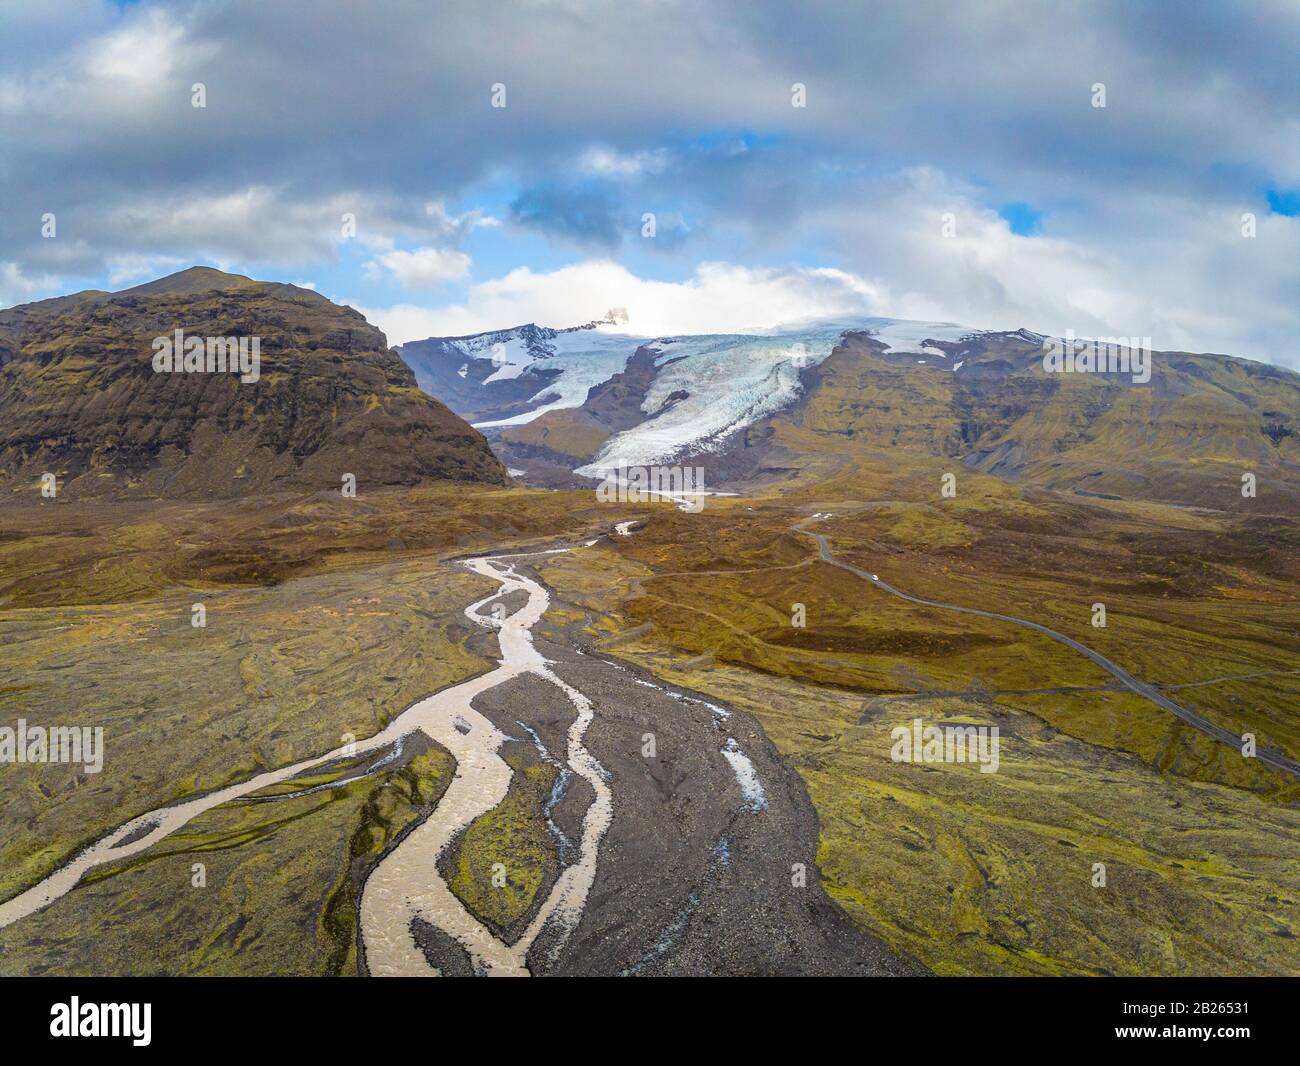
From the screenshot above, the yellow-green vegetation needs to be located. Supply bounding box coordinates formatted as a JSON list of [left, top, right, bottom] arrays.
[[0, 483, 641, 971], [801, 494, 1300, 777], [542, 496, 1298, 792], [536, 484, 1300, 976], [807, 696, 1299, 975], [500, 409, 612, 461], [3, 457, 1295, 976], [446, 755, 560, 934], [0, 549, 485, 905], [770, 334, 1300, 511], [0, 482, 628, 609], [321, 746, 454, 975], [0, 744, 453, 975]]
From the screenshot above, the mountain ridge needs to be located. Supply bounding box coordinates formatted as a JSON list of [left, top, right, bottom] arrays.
[[401, 317, 1298, 510]]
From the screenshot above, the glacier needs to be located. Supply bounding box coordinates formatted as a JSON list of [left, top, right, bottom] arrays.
[[574, 318, 982, 477], [436, 316, 985, 472], [467, 327, 645, 429]]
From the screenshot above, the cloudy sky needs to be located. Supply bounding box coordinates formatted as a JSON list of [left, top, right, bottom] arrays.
[[2, 0, 1297, 365]]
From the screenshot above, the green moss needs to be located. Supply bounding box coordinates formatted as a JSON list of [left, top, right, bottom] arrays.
[[320, 748, 454, 975], [447, 762, 558, 933], [538, 512, 1300, 977]]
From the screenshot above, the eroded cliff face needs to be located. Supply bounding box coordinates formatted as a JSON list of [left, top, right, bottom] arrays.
[[0, 267, 507, 500]]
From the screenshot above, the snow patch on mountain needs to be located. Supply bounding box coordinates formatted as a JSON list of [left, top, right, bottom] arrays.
[[479, 336, 535, 383], [427, 322, 646, 429], [864, 319, 979, 354], [421, 314, 987, 471]]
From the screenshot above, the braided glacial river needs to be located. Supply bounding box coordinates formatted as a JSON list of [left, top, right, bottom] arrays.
[[359, 548, 612, 976], [0, 544, 612, 976]]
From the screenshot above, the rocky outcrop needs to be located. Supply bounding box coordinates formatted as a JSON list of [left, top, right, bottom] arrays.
[[0, 267, 508, 500]]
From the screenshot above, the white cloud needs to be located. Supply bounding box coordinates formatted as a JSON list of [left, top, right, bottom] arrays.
[[1, 4, 1294, 366], [107, 186, 345, 264], [810, 167, 1300, 365], [364, 245, 472, 290], [358, 259, 889, 344], [106, 252, 186, 287], [354, 200, 490, 286], [578, 146, 671, 178], [84, 10, 191, 84], [354, 176, 1300, 369], [59, 188, 489, 271], [0, 8, 218, 119], [0, 261, 61, 309]]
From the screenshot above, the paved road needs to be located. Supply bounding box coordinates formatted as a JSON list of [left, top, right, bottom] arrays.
[[795, 522, 1300, 779]]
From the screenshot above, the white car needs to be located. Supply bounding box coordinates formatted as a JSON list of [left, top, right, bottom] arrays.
[[871, 573, 879, 580]]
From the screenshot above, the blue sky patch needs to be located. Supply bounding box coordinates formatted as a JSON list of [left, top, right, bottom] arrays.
[[998, 202, 1044, 236]]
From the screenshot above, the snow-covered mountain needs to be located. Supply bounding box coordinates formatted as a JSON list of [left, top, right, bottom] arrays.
[[399, 314, 1300, 509], [400, 317, 985, 480], [396, 312, 637, 427]]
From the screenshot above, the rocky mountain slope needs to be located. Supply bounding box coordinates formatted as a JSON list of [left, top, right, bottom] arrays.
[[748, 328, 1300, 511], [0, 267, 507, 500], [409, 316, 1297, 510], [396, 311, 631, 426]]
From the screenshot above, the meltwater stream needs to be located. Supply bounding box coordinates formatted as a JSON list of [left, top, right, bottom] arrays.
[[0, 545, 613, 977], [359, 550, 612, 976]]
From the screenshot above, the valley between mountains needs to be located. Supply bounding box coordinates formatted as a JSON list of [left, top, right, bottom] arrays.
[[0, 268, 1296, 976]]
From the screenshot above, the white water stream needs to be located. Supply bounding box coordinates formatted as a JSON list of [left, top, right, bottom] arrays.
[[359, 551, 612, 976], [0, 545, 613, 978]]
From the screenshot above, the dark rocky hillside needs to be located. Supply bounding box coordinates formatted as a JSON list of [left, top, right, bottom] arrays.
[[0, 267, 507, 500]]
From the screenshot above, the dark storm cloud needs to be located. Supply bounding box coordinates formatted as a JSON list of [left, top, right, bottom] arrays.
[[510, 181, 624, 249], [5, 1, 1294, 250]]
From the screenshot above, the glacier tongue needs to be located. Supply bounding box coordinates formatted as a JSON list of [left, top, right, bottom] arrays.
[[437, 315, 984, 473], [574, 319, 982, 476], [574, 324, 849, 475]]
